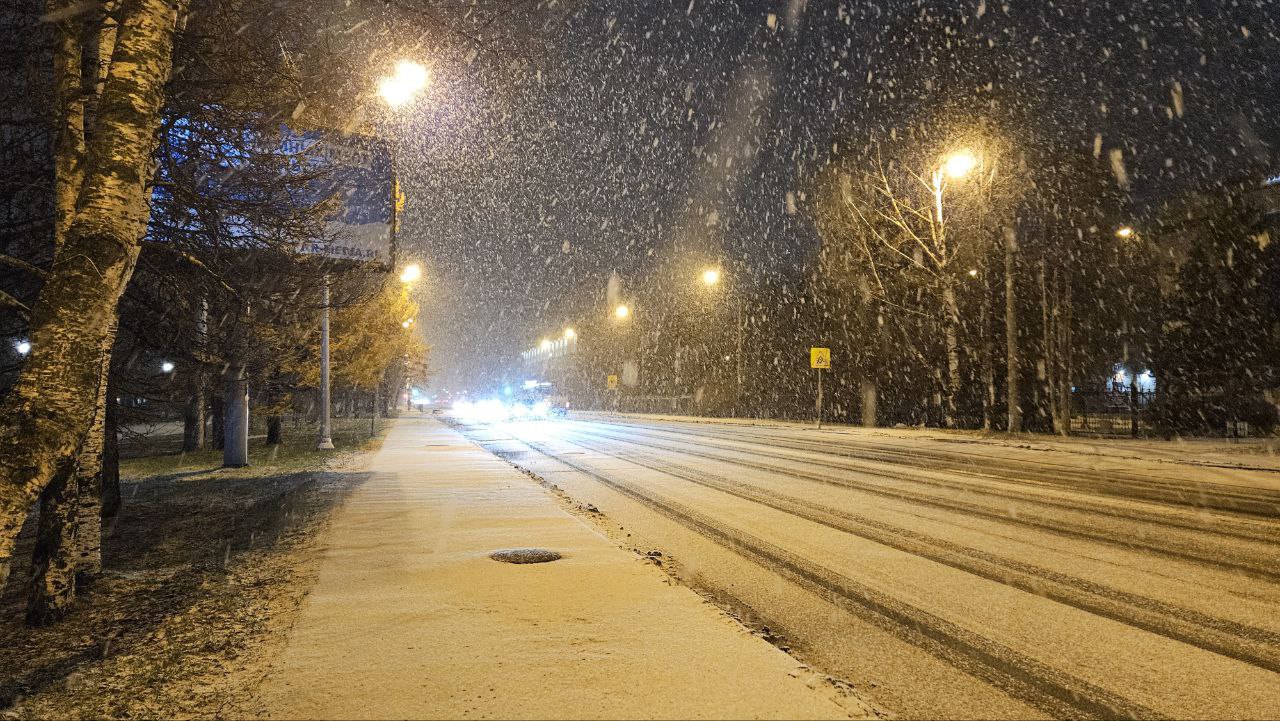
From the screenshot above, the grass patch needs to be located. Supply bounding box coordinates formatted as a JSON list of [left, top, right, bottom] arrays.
[[121, 418, 390, 481]]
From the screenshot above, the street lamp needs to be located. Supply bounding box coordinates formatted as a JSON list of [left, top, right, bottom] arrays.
[[378, 61, 430, 108], [701, 267, 721, 286], [564, 327, 576, 340], [399, 263, 422, 283], [540, 338, 553, 351], [15, 339, 30, 355], [943, 150, 978, 179], [1116, 226, 1136, 240], [160, 361, 175, 373], [614, 304, 630, 320]]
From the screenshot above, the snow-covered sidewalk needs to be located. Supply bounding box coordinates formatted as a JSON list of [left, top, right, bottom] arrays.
[[253, 416, 858, 720]]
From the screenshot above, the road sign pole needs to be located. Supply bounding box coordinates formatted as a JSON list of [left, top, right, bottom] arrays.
[[809, 346, 830, 429], [816, 368, 823, 429]]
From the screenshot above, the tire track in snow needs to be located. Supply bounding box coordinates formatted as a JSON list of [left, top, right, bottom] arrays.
[[607, 420, 1280, 520], [474, 425, 1166, 721], [543, 427, 1280, 676], [571, 423, 1280, 582]]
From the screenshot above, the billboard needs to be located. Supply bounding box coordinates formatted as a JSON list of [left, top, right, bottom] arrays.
[[282, 128, 396, 268]]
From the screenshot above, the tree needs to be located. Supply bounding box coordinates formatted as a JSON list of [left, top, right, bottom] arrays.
[[1151, 188, 1280, 435], [1, 0, 187, 617]]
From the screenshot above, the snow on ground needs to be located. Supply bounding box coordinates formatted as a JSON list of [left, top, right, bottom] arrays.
[[575, 411, 1280, 491]]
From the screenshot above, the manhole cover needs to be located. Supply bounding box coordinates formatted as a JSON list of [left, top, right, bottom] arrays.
[[490, 548, 562, 564]]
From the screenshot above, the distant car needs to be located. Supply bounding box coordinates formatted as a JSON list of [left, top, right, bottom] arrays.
[[512, 382, 569, 419]]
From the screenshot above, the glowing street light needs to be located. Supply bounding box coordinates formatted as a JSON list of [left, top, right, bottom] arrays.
[[943, 150, 978, 179], [378, 61, 430, 108], [1116, 226, 1136, 240], [614, 304, 631, 320], [968, 268, 979, 278], [160, 361, 175, 373], [399, 263, 422, 283], [564, 327, 576, 340], [701, 267, 722, 286], [540, 338, 553, 351], [15, 340, 30, 355]]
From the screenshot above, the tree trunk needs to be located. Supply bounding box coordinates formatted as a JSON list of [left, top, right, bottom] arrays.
[[980, 262, 995, 432], [183, 298, 208, 451], [25, 0, 125, 617], [51, 0, 86, 248], [101, 386, 121, 520], [210, 395, 226, 450], [941, 280, 961, 429], [223, 364, 250, 467], [26, 462, 79, 626], [22, 0, 85, 619], [73, 325, 116, 586], [1004, 227, 1022, 433], [860, 379, 877, 428], [182, 385, 205, 451], [0, 0, 185, 591], [266, 415, 283, 445]]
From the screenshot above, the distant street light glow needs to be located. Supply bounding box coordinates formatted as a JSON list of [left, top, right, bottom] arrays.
[[944, 151, 978, 179], [399, 263, 422, 283], [614, 304, 631, 319], [540, 338, 553, 351], [379, 61, 430, 108], [16, 340, 30, 355], [1116, 226, 1135, 239], [968, 268, 979, 277], [564, 327, 576, 340], [160, 361, 175, 373], [702, 268, 721, 286]]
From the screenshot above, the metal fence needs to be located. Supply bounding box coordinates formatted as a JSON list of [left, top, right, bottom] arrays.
[[1071, 389, 1273, 438], [1071, 389, 1156, 437]]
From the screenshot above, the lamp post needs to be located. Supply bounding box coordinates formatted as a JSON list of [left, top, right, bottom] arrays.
[[317, 275, 335, 449], [318, 64, 428, 451]]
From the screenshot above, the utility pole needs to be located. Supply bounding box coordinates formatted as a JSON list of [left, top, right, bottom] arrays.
[[317, 274, 335, 450]]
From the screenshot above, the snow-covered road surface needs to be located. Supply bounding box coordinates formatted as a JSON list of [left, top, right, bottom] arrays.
[[454, 415, 1280, 720]]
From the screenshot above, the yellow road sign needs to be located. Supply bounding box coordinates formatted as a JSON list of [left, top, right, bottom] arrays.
[[810, 347, 831, 370], [607, 374, 619, 390]]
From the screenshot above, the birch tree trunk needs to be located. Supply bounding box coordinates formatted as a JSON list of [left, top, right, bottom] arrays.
[[25, 459, 78, 625], [980, 262, 995, 432], [22, 0, 88, 625], [73, 320, 118, 585], [101, 381, 121, 520], [0, 0, 184, 593], [1004, 226, 1022, 433], [942, 280, 962, 429]]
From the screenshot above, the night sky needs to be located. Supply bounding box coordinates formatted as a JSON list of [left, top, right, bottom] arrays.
[[395, 0, 1279, 394]]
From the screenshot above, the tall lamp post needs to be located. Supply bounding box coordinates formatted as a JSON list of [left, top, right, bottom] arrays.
[[318, 61, 429, 451]]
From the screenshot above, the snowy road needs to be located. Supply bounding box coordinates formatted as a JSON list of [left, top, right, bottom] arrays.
[[452, 415, 1280, 720]]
